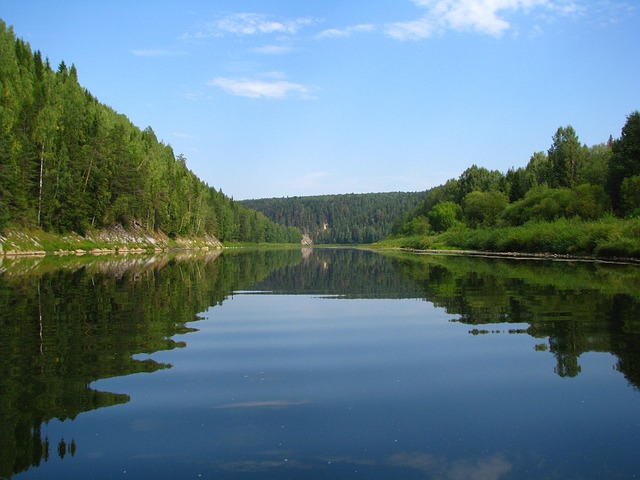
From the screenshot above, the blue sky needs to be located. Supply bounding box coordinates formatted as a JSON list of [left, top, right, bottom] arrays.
[[3, 1, 639, 199]]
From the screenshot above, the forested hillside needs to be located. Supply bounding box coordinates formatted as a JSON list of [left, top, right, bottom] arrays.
[[240, 191, 427, 244], [0, 21, 301, 244], [387, 112, 640, 258]]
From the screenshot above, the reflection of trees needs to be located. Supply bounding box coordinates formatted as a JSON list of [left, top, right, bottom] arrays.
[[249, 248, 424, 298], [251, 248, 640, 386], [381, 251, 640, 386], [0, 249, 302, 478]]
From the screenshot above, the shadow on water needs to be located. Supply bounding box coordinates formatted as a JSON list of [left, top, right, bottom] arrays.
[[1, 247, 639, 477]]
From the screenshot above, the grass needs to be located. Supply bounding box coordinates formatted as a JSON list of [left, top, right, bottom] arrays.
[[375, 217, 640, 260]]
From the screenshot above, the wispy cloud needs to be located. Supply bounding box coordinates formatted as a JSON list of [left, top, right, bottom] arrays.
[[386, 0, 581, 40], [131, 49, 187, 57], [209, 75, 312, 99], [252, 44, 295, 55], [317, 23, 376, 39], [186, 12, 315, 39]]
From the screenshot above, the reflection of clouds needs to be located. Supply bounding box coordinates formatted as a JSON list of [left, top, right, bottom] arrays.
[[220, 457, 310, 473], [214, 399, 310, 409], [388, 452, 512, 480], [320, 452, 512, 479], [215, 451, 512, 477]]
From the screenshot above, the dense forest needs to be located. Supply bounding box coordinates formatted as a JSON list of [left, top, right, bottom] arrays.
[[386, 112, 640, 257], [0, 21, 301, 244], [240, 191, 427, 244]]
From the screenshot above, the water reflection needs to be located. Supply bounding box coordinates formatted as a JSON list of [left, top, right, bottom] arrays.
[[249, 248, 640, 386], [216, 451, 513, 479], [1, 248, 639, 478], [0, 249, 301, 478], [380, 251, 640, 386]]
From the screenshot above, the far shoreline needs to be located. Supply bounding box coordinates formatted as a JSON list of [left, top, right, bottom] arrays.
[[367, 245, 640, 266]]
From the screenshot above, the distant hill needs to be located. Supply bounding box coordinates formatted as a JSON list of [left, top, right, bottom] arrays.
[[240, 191, 427, 244]]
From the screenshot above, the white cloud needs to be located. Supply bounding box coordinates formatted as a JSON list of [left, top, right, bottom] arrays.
[[190, 13, 315, 38], [386, 17, 438, 40], [209, 76, 312, 99], [131, 49, 187, 57], [386, 0, 579, 39], [316, 23, 376, 39]]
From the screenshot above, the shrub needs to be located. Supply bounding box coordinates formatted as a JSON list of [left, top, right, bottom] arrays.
[[428, 202, 462, 233], [463, 190, 508, 228], [595, 238, 640, 258]]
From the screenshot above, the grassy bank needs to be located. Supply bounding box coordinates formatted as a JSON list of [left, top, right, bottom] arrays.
[[375, 217, 640, 260]]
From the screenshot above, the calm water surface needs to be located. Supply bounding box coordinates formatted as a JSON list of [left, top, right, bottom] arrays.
[[1, 249, 639, 479]]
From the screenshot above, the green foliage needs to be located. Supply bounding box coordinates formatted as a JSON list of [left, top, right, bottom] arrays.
[[581, 143, 611, 187], [0, 21, 299, 244], [389, 112, 638, 258], [462, 190, 508, 228], [387, 112, 639, 257], [526, 151, 552, 187], [501, 184, 608, 226], [607, 112, 640, 212], [456, 164, 505, 202], [620, 175, 640, 218], [401, 215, 430, 236], [431, 217, 640, 258], [428, 201, 462, 233], [548, 126, 583, 188]]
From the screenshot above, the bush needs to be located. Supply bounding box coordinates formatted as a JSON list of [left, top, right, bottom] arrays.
[[463, 190, 508, 228], [428, 201, 462, 233], [500, 184, 610, 226]]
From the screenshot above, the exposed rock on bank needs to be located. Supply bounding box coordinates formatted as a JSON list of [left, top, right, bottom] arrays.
[[0, 225, 223, 257]]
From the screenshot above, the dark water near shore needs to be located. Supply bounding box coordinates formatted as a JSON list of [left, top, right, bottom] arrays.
[[1, 248, 639, 479]]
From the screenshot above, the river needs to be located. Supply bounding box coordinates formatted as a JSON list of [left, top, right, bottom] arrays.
[[1, 248, 639, 479]]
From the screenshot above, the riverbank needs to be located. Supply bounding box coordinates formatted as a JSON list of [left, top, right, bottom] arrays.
[[373, 217, 640, 264], [0, 225, 223, 257]]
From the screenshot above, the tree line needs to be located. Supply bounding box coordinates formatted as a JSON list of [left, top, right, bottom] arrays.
[[0, 21, 301, 244], [392, 112, 640, 242], [241, 191, 427, 244]]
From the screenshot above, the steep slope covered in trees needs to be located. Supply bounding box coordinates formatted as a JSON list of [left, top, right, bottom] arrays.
[[240, 191, 427, 244], [0, 21, 301, 244]]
